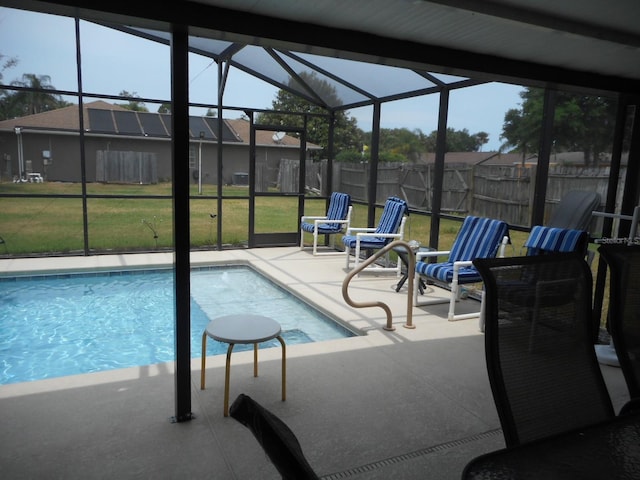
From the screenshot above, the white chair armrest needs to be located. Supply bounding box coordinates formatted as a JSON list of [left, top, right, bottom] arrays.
[[316, 218, 350, 225], [498, 235, 509, 257], [453, 260, 473, 269], [346, 227, 376, 235], [415, 250, 450, 261], [301, 215, 328, 222], [355, 231, 401, 238]]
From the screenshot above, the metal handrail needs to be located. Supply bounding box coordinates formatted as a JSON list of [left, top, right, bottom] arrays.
[[341, 240, 415, 331]]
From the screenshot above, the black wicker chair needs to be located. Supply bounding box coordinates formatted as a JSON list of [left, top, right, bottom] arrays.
[[229, 394, 320, 480], [599, 243, 640, 415], [473, 253, 615, 447]]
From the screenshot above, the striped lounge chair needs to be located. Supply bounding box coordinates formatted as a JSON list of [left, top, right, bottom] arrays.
[[524, 225, 588, 256], [414, 216, 509, 323], [342, 196, 408, 272], [300, 192, 352, 256]]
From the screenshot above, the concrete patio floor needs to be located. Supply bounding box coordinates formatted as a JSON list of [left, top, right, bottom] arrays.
[[0, 247, 630, 479]]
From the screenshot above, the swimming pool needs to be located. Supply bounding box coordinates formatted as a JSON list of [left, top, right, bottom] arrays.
[[0, 265, 356, 384]]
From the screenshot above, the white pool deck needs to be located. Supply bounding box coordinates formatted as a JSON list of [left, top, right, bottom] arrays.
[[0, 247, 629, 479]]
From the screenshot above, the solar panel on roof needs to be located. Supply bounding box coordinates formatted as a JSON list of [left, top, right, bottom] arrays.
[[87, 109, 240, 142], [189, 116, 215, 140], [138, 112, 169, 137], [113, 110, 143, 135], [88, 109, 116, 133], [160, 114, 172, 133], [204, 117, 241, 142]]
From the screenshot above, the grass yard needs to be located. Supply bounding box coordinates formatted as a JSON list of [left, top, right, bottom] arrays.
[[0, 181, 533, 256], [0, 182, 285, 254]]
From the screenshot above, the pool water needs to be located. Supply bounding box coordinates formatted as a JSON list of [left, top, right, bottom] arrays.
[[0, 266, 355, 384]]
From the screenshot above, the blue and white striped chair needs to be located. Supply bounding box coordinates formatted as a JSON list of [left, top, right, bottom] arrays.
[[414, 216, 509, 322], [342, 196, 408, 272], [300, 192, 352, 256], [524, 225, 588, 256]]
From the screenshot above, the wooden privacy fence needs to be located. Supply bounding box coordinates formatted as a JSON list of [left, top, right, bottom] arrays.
[[276, 160, 615, 227], [278, 159, 328, 194], [331, 162, 615, 227], [472, 165, 532, 225]]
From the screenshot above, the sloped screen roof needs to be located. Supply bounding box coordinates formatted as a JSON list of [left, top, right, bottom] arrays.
[[93, 0, 640, 113], [193, 0, 640, 92], [103, 24, 482, 113]]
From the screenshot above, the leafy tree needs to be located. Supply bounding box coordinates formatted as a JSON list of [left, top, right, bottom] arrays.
[[555, 94, 616, 165], [376, 128, 427, 162], [423, 127, 489, 152], [500, 88, 616, 166], [335, 149, 367, 163], [157, 103, 171, 114], [379, 151, 407, 162], [476, 131, 489, 151], [256, 71, 362, 159], [115, 90, 149, 112], [356, 126, 486, 163]]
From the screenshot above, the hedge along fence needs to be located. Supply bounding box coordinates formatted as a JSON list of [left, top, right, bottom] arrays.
[[332, 162, 616, 229]]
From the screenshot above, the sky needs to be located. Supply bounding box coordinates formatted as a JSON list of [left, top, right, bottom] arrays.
[[1, 6, 525, 152]]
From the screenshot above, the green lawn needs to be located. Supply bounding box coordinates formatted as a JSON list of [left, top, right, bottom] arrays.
[[0, 181, 532, 255], [0, 182, 253, 254]]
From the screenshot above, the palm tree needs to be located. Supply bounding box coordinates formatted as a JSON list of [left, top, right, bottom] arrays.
[[11, 73, 61, 115]]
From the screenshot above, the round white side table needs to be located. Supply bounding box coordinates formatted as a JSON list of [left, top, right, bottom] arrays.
[[200, 314, 286, 416]]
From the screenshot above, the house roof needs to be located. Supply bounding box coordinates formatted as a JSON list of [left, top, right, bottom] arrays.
[[0, 100, 316, 148], [0, 100, 120, 132]]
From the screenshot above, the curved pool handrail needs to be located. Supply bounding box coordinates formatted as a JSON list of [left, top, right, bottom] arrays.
[[342, 239, 415, 331]]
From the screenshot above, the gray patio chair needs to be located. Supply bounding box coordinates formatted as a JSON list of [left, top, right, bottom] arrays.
[[473, 252, 615, 447], [546, 190, 601, 232]]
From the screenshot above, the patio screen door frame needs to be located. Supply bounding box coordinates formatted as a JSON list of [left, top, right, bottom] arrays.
[[248, 123, 306, 247]]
